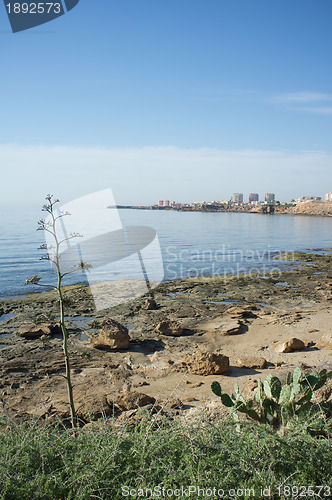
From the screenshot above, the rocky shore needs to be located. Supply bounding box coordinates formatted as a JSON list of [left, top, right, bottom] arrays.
[[1, 251, 332, 426], [130, 200, 332, 216], [276, 200, 332, 216]]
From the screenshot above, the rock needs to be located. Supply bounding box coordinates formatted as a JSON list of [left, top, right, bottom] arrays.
[[133, 381, 150, 388], [144, 298, 158, 310], [235, 356, 267, 369], [186, 380, 204, 388], [112, 408, 156, 429], [160, 398, 184, 409], [16, 322, 60, 339], [77, 394, 114, 420], [225, 306, 258, 319], [155, 320, 183, 337], [315, 334, 332, 350], [220, 319, 243, 335], [90, 318, 130, 350], [181, 351, 229, 375], [299, 362, 312, 369], [312, 378, 332, 404], [26, 404, 53, 418], [51, 394, 113, 421], [275, 338, 305, 353], [244, 379, 258, 393], [255, 345, 268, 351], [108, 392, 156, 411], [189, 382, 204, 388], [176, 306, 196, 317]]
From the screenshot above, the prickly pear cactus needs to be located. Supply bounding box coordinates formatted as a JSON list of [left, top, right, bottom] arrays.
[[211, 367, 332, 433]]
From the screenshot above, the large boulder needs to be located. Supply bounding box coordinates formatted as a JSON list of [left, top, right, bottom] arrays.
[[275, 338, 305, 353], [155, 320, 183, 337], [315, 334, 332, 350], [181, 351, 229, 375], [16, 322, 61, 339], [90, 318, 130, 350]]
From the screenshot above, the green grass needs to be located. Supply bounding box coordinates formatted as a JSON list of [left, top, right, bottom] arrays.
[[0, 413, 331, 500]]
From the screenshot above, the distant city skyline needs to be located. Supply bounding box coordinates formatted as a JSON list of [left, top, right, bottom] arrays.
[[1, 1, 331, 207], [156, 191, 331, 207]]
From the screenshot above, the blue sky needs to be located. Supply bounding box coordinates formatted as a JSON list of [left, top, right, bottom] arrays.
[[1, 0, 332, 205]]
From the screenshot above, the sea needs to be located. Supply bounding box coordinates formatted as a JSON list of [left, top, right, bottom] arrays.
[[1, 206, 332, 299]]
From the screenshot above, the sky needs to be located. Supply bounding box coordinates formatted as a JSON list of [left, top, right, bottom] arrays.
[[1, 0, 332, 206]]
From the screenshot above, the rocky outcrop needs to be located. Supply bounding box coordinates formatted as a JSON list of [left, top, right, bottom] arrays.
[[155, 320, 184, 337], [16, 322, 61, 339], [286, 200, 332, 216], [2, 252, 332, 425], [275, 338, 305, 353], [180, 351, 229, 375], [90, 318, 130, 350]]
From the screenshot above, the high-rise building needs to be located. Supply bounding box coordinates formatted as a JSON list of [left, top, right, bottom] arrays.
[[164, 200, 170, 206], [265, 193, 275, 203], [249, 193, 259, 203], [326, 192, 332, 201], [158, 200, 163, 206], [233, 193, 243, 203]]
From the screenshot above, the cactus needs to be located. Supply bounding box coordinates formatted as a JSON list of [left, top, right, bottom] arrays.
[[211, 367, 332, 434]]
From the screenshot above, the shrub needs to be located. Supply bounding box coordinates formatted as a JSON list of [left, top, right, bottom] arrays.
[[211, 367, 332, 434]]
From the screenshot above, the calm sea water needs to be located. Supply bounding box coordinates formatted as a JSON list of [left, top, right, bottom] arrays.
[[1, 207, 332, 299]]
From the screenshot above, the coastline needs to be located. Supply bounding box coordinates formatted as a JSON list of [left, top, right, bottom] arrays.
[[0, 250, 331, 423], [118, 200, 332, 217]]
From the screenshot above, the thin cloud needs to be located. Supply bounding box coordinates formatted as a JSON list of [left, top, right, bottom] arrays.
[[275, 91, 332, 103], [299, 107, 332, 115], [0, 144, 331, 206]]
